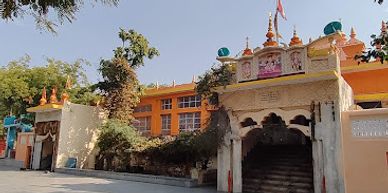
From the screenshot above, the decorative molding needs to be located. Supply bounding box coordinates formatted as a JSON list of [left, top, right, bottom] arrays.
[[351, 119, 388, 138]]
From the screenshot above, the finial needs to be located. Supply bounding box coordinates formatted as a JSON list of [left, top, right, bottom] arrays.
[[39, 87, 47, 106], [172, 80, 176, 87], [49, 87, 58, 104], [246, 37, 249, 49], [242, 36, 253, 56], [268, 12, 273, 32], [61, 76, 71, 104], [350, 27, 356, 39], [289, 25, 303, 47], [263, 12, 278, 47], [192, 75, 196, 83], [156, 81, 159, 89]]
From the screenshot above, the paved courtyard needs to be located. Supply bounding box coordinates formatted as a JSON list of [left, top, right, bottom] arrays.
[[0, 166, 218, 193]]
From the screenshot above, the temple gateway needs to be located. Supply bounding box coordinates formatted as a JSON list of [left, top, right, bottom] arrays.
[[214, 15, 388, 193]]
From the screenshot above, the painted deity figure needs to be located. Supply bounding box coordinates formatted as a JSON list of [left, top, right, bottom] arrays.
[[290, 52, 303, 71], [258, 53, 282, 78], [241, 61, 252, 80]]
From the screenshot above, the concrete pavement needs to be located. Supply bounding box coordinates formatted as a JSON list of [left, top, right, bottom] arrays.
[[0, 166, 218, 193]]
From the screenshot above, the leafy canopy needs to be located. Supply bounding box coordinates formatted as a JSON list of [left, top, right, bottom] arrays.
[[0, 56, 99, 118], [0, 0, 119, 33], [355, 22, 388, 64], [97, 29, 159, 122]]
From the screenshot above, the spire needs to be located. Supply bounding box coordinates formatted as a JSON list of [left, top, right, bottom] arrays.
[[350, 27, 356, 39], [39, 87, 47, 106], [347, 27, 364, 45], [172, 80, 176, 87], [289, 26, 303, 47], [192, 75, 196, 83], [263, 12, 278, 47], [49, 87, 58, 104], [156, 81, 159, 89], [61, 76, 71, 104], [242, 37, 253, 56]]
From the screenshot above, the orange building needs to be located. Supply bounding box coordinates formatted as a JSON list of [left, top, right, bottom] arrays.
[[337, 23, 388, 109], [133, 81, 211, 136]]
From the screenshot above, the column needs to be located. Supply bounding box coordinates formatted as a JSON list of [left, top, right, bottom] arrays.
[[217, 143, 231, 192], [232, 138, 242, 193]]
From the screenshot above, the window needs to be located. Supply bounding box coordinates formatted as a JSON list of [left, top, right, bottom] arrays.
[[178, 95, 201, 108], [161, 114, 171, 130], [133, 117, 151, 131], [134, 105, 152, 113], [179, 112, 201, 131], [161, 99, 172, 110]]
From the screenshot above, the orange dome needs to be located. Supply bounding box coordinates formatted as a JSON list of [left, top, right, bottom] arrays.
[[289, 28, 303, 47], [242, 37, 253, 56]]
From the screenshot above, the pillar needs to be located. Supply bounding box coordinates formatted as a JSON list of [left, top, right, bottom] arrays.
[[217, 143, 231, 192], [232, 138, 242, 193]]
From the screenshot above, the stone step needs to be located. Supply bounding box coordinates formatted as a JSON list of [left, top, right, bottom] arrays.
[[243, 183, 313, 193], [247, 160, 311, 168], [246, 168, 313, 178], [243, 173, 313, 183], [243, 178, 313, 188], [248, 164, 313, 172]]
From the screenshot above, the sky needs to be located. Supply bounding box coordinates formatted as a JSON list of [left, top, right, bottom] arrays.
[[0, 0, 387, 85]]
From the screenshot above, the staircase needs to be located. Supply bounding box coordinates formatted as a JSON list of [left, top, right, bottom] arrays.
[[243, 145, 313, 193]]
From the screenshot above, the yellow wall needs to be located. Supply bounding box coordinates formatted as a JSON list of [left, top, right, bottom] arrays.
[[134, 83, 211, 136], [341, 109, 388, 193]]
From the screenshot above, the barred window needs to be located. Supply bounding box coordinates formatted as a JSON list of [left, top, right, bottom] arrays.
[[161, 114, 171, 130], [179, 112, 201, 131], [133, 117, 151, 131], [161, 99, 172, 110], [134, 104, 152, 113], [178, 95, 201, 108]]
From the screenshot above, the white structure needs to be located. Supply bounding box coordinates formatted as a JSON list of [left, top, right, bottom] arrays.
[[28, 102, 104, 171], [214, 26, 353, 193]]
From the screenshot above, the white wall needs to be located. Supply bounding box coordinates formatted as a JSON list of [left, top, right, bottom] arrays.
[[56, 103, 104, 169]]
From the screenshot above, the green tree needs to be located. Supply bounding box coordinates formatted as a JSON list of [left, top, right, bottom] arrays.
[[0, 0, 119, 33], [355, 21, 388, 63], [97, 28, 159, 122], [0, 56, 99, 118], [196, 63, 234, 105]]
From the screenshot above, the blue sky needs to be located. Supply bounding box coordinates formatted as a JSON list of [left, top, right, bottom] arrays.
[[0, 0, 387, 85]]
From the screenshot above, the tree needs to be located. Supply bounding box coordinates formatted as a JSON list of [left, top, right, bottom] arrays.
[[97, 28, 159, 122], [0, 0, 119, 33], [196, 63, 234, 105], [355, 21, 388, 64], [0, 56, 99, 118]]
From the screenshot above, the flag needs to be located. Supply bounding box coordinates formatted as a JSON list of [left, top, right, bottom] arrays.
[[274, 12, 283, 42], [276, 0, 286, 20]]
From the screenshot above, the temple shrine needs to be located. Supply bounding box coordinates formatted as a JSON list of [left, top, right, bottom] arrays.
[[214, 14, 388, 193]]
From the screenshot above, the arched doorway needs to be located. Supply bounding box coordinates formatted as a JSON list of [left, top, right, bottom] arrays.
[[242, 113, 313, 193]]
